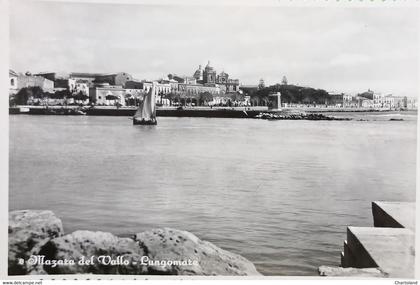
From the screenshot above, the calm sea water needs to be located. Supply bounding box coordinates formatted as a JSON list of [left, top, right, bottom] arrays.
[[9, 112, 417, 276]]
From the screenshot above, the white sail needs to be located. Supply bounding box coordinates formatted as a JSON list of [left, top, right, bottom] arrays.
[[133, 84, 157, 125]]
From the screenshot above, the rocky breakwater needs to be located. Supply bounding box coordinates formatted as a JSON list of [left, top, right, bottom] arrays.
[[255, 112, 351, 121], [9, 210, 260, 276]]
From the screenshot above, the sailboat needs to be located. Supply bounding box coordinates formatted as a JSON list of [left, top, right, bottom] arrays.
[[133, 83, 157, 125]]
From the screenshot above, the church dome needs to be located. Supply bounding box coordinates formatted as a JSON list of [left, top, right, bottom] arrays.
[[193, 65, 203, 80], [205, 61, 214, 72]]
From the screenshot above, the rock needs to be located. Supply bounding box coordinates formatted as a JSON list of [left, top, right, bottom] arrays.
[[39, 228, 260, 275], [39, 230, 146, 274], [318, 266, 388, 277], [255, 112, 351, 121], [9, 210, 64, 275], [134, 228, 261, 275], [9, 210, 260, 276]]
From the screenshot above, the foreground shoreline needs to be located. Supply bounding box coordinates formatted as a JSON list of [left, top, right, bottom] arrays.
[[10, 206, 413, 277], [9, 210, 261, 276]]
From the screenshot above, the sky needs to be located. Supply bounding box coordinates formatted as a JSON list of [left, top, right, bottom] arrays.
[[9, 0, 420, 96]]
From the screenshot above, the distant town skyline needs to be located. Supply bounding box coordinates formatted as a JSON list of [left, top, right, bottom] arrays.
[[10, 0, 419, 96]]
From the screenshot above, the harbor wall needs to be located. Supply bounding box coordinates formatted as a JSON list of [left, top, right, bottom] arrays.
[[11, 106, 263, 118]]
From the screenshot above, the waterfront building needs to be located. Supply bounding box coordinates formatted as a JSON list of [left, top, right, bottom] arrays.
[[96, 72, 133, 87], [167, 79, 179, 92], [184, 76, 197, 85], [33, 72, 56, 82], [9, 70, 18, 94], [327, 92, 345, 107], [208, 93, 248, 107], [326, 90, 375, 108], [383, 95, 395, 109], [34, 72, 70, 90], [125, 83, 145, 104], [125, 80, 171, 94], [69, 72, 134, 103], [125, 80, 144, 90], [157, 78, 180, 92], [125, 81, 146, 105], [143, 81, 171, 105], [69, 78, 90, 95], [373, 93, 385, 108], [177, 83, 221, 95], [172, 75, 197, 85], [54, 78, 69, 89], [406, 97, 418, 110], [361, 99, 374, 109], [372, 93, 416, 110], [372, 93, 401, 109], [384, 95, 406, 109], [343, 94, 355, 108], [244, 96, 251, 106], [125, 88, 145, 100], [143, 82, 171, 94], [16, 73, 54, 92], [387, 96, 406, 109], [217, 71, 228, 85], [69, 72, 102, 84], [69, 72, 133, 88], [326, 92, 348, 108], [129, 77, 223, 106], [125, 80, 173, 105], [210, 96, 230, 106], [216, 72, 240, 92], [89, 83, 126, 106]]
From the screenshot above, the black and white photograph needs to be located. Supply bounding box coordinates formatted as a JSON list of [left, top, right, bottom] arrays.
[[2, 0, 419, 281]]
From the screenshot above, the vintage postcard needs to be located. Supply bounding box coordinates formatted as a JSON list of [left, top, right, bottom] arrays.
[[1, 0, 419, 282]]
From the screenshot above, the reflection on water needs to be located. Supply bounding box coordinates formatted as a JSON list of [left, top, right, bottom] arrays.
[[9, 113, 417, 275]]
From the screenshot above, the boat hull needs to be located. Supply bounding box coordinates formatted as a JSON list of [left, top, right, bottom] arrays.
[[133, 118, 157, 125]]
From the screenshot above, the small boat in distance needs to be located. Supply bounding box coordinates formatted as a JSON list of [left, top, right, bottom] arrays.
[[133, 83, 157, 125]]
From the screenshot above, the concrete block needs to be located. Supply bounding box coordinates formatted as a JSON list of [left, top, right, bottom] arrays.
[[341, 240, 357, 268], [372, 201, 415, 231], [346, 227, 377, 268], [346, 226, 414, 278]]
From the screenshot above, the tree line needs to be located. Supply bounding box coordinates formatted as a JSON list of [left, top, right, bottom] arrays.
[[246, 84, 331, 106], [10, 87, 89, 106]]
